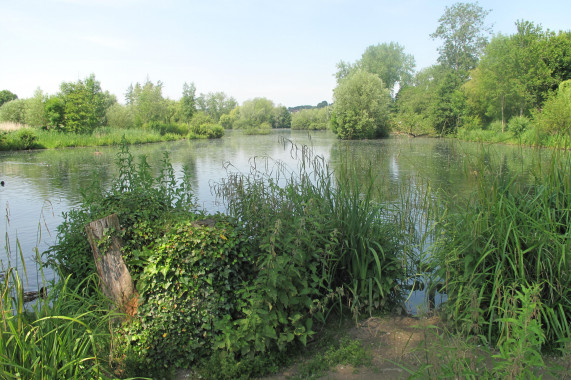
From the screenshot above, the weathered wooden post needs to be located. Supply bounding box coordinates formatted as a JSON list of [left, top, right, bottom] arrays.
[[85, 214, 136, 312]]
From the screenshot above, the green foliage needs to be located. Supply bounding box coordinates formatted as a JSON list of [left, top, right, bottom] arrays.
[[120, 218, 253, 376], [0, 269, 117, 379], [359, 42, 416, 93], [190, 122, 224, 139], [147, 120, 189, 136], [44, 141, 194, 288], [0, 89, 18, 107], [212, 138, 404, 365], [196, 92, 237, 122], [180, 82, 197, 122], [331, 70, 392, 139], [493, 284, 546, 379], [430, 151, 571, 348], [44, 95, 65, 129], [465, 21, 554, 124], [534, 80, 571, 136], [188, 113, 225, 138], [59, 74, 110, 133], [507, 115, 531, 137], [430, 2, 492, 78], [105, 103, 135, 129], [271, 105, 292, 129], [16, 128, 38, 149], [25, 88, 48, 128], [291, 107, 330, 130], [0, 99, 27, 123], [234, 97, 275, 131], [128, 79, 168, 127], [294, 338, 372, 379]]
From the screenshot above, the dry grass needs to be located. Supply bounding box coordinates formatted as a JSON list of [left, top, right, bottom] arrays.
[[0, 122, 27, 131]]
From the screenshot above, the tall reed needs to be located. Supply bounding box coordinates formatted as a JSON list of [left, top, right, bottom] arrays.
[[429, 149, 571, 348], [214, 137, 405, 319]]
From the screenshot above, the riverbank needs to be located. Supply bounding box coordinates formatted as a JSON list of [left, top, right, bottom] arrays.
[[0, 124, 223, 151]]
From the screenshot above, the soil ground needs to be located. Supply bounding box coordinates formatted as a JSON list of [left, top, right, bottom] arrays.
[[175, 315, 570, 380]]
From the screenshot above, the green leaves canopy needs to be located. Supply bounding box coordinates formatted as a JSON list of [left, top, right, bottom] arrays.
[[430, 2, 492, 78], [331, 70, 391, 140]]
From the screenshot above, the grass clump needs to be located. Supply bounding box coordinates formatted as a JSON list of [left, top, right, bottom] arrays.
[[0, 269, 118, 379]]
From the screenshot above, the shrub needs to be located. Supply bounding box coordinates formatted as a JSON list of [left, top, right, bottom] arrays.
[[0, 99, 27, 123], [508, 115, 531, 137], [105, 103, 135, 129], [488, 120, 505, 133], [44, 141, 194, 289], [211, 137, 404, 363], [147, 120, 189, 136], [16, 128, 38, 149], [534, 80, 571, 136]]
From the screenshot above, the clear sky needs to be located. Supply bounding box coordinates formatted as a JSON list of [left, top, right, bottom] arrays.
[[1, 0, 569, 107]]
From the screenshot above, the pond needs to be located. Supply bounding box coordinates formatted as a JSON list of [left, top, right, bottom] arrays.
[[0, 129, 551, 310]]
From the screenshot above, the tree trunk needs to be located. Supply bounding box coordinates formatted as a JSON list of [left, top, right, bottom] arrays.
[[85, 214, 136, 311]]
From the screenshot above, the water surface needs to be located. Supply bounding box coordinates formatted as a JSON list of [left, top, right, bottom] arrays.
[[0, 130, 550, 301]]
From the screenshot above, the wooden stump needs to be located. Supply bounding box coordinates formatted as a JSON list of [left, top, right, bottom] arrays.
[[85, 214, 136, 310]]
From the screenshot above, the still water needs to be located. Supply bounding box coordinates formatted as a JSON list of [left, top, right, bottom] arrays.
[[0, 130, 550, 300]]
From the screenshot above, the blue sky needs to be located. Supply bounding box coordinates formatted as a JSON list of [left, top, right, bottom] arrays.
[[1, 0, 569, 107]]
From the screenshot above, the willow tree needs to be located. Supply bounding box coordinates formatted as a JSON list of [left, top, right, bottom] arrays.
[[331, 70, 392, 140]]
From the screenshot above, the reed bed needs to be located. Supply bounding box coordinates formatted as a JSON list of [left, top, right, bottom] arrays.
[[429, 149, 571, 349]]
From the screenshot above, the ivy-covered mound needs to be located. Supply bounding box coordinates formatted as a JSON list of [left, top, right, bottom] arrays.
[[122, 218, 253, 371]]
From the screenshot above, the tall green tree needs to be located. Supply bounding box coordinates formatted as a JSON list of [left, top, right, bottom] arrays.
[[59, 74, 109, 133], [130, 79, 168, 127], [45, 95, 65, 129], [334, 42, 415, 97], [465, 21, 555, 127], [0, 99, 26, 123], [541, 30, 571, 89], [196, 92, 237, 122], [331, 70, 392, 139], [180, 82, 197, 123], [395, 65, 466, 135], [25, 88, 47, 127], [271, 106, 291, 129], [359, 42, 416, 95], [0, 90, 18, 107], [234, 97, 275, 131], [430, 2, 492, 79]]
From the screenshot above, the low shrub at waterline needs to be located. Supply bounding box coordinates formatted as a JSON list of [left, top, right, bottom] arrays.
[[430, 152, 571, 349]]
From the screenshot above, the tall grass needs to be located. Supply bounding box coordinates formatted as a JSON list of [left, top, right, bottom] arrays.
[[214, 137, 406, 318], [0, 266, 119, 379], [429, 149, 571, 349]]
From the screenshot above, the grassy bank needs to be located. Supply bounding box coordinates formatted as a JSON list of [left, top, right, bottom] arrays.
[[0, 123, 224, 151]]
